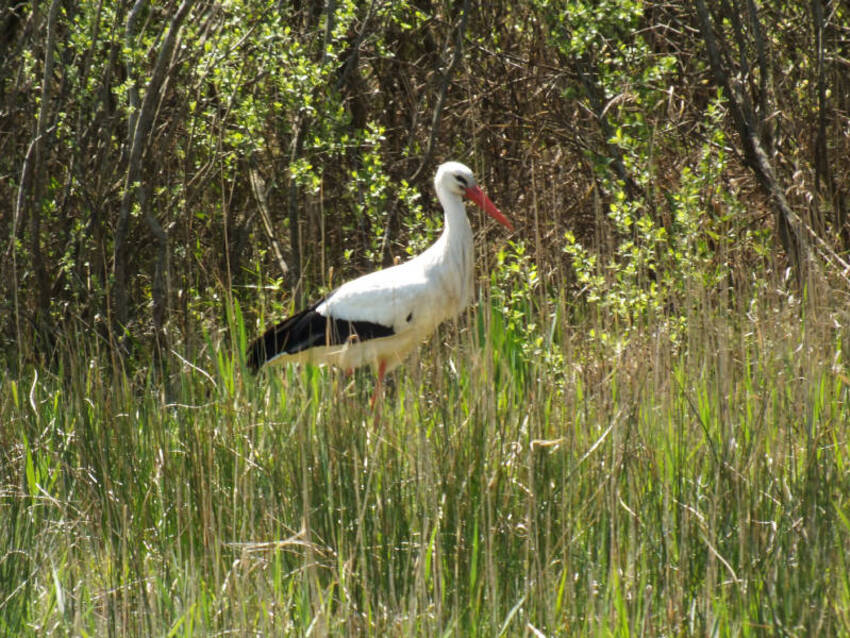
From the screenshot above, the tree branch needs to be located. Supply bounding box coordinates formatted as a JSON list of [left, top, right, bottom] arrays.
[[693, 0, 811, 285]]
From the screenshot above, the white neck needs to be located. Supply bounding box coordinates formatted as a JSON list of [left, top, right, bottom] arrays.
[[427, 181, 474, 313], [436, 184, 472, 238]]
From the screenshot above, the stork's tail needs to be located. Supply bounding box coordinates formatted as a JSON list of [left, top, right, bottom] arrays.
[[246, 304, 325, 372], [246, 299, 396, 373]]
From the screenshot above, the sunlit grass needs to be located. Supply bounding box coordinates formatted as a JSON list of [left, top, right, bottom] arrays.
[[2, 279, 850, 636]]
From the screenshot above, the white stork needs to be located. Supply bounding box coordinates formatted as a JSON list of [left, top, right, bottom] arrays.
[[246, 161, 513, 404]]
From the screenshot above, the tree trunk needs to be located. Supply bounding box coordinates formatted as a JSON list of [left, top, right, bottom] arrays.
[[113, 0, 193, 336], [810, 0, 849, 247], [8, 0, 62, 359]]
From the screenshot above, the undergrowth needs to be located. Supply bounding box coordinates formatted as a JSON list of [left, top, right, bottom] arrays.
[[2, 271, 850, 636]]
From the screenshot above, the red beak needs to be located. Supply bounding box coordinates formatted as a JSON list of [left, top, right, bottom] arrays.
[[464, 186, 514, 232]]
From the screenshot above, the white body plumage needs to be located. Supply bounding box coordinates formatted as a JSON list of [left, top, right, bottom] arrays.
[[247, 161, 512, 384]]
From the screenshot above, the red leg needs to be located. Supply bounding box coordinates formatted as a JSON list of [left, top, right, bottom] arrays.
[[370, 359, 387, 410]]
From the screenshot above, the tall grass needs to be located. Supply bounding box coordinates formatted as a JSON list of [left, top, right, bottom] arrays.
[[2, 273, 850, 636]]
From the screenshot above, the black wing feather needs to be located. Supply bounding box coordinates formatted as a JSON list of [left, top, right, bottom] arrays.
[[246, 299, 395, 372]]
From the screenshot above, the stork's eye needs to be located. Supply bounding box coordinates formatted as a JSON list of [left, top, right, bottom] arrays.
[[454, 174, 469, 187]]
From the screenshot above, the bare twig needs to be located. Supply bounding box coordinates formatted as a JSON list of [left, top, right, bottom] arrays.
[[287, 114, 306, 303], [411, 0, 472, 180], [249, 165, 290, 281]]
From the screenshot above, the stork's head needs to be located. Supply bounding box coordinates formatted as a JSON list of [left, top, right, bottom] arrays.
[[435, 161, 514, 231]]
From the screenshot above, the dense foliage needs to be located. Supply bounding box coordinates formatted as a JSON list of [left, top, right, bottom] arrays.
[[2, 0, 850, 635], [2, 0, 848, 365]]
